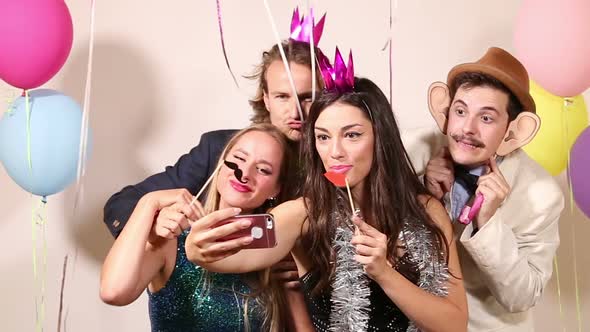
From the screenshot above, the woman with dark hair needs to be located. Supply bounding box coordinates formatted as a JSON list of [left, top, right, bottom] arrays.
[[187, 76, 467, 332]]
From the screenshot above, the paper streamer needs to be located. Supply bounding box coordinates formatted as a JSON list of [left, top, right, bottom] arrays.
[[262, 0, 304, 121], [390, 0, 398, 108], [215, 0, 240, 88], [388, 0, 393, 106], [309, 14, 316, 103], [73, 0, 96, 213], [304, 0, 316, 102], [381, 0, 398, 108], [63, 2, 97, 331], [63, 248, 78, 332], [57, 255, 68, 332]]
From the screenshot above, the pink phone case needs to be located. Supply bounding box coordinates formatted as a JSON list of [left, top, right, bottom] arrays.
[[216, 213, 277, 249]]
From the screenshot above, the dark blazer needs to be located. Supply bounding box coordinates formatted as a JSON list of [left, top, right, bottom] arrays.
[[103, 129, 238, 237]]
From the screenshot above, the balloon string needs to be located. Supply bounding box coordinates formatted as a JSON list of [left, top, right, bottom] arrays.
[[553, 256, 566, 332], [563, 98, 582, 332], [25, 90, 32, 171], [40, 199, 47, 332], [563, 98, 575, 214], [572, 217, 583, 332], [31, 196, 39, 331], [32, 197, 47, 331]]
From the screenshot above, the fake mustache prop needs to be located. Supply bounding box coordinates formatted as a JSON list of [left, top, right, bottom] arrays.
[[224, 160, 247, 184]]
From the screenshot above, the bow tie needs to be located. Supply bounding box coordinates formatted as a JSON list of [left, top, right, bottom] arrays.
[[454, 165, 480, 196]]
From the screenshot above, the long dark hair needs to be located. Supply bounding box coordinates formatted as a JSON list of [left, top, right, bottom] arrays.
[[301, 77, 449, 294]]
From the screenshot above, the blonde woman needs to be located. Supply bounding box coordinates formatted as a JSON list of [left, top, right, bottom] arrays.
[[100, 124, 295, 331]]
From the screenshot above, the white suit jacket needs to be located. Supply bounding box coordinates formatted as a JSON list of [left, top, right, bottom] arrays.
[[403, 126, 564, 332]]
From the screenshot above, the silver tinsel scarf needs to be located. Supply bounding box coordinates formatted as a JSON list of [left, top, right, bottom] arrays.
[[327, 204, 450, 332], [329, 223, 371, 332]]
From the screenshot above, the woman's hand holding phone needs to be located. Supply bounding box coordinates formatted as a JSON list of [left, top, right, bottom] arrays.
[[186, 208, 255, 264], [215, 214, 277, 249]]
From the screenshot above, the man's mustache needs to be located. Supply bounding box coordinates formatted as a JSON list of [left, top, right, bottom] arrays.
[[450, 134, 486, 148]]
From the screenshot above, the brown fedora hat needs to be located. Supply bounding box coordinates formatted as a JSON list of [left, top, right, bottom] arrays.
[[447, 47, 536, 113]]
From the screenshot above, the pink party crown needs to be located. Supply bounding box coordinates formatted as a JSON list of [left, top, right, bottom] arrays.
[[289, 7, 326, 46], [319, 47, 355, 93]]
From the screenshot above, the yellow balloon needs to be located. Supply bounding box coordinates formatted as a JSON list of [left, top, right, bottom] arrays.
[[523, 81, 589, 175]]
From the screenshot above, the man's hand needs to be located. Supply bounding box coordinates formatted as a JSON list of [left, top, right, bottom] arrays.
[[424, 147, 455, 200], [475, 157, 510, 227], [271, 254, 301, 289]]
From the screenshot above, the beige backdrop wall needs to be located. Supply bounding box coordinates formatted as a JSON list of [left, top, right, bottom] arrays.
[[0, 0, 588, 331]]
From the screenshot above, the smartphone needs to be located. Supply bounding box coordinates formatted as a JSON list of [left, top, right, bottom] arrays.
[[216, 213, 277, 249]]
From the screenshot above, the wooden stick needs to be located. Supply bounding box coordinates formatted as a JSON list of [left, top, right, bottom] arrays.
[[344, 178, 355, 213], [345, 178, 361, 235], [190, 162, 223, 206]]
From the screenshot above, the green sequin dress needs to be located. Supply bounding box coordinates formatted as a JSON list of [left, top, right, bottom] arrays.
[[148, 231, 263, 331]]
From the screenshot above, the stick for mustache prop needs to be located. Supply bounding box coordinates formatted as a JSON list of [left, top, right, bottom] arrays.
[[189, 162, 223, 206], [189, 160, 246, 207]]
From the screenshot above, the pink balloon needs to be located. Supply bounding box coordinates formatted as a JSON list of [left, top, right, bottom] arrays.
[[514, 0, 590, 97], [0, 0, 73, 90]]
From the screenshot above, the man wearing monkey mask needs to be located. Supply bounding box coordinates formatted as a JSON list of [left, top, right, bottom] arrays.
[[408, 47, 564, 331]]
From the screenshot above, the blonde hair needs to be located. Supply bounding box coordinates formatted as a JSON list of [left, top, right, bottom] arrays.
[[199, 123, 293, 332]]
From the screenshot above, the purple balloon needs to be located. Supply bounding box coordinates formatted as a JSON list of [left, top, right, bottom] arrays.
[[570, 127, 590, 218]]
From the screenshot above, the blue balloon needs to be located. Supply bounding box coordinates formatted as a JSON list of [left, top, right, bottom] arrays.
[[0, 89, 91, 197]]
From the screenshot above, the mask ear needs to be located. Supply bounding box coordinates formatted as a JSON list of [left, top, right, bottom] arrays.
[[496, 112, 541, 156], [428, 82, 452, 134]]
